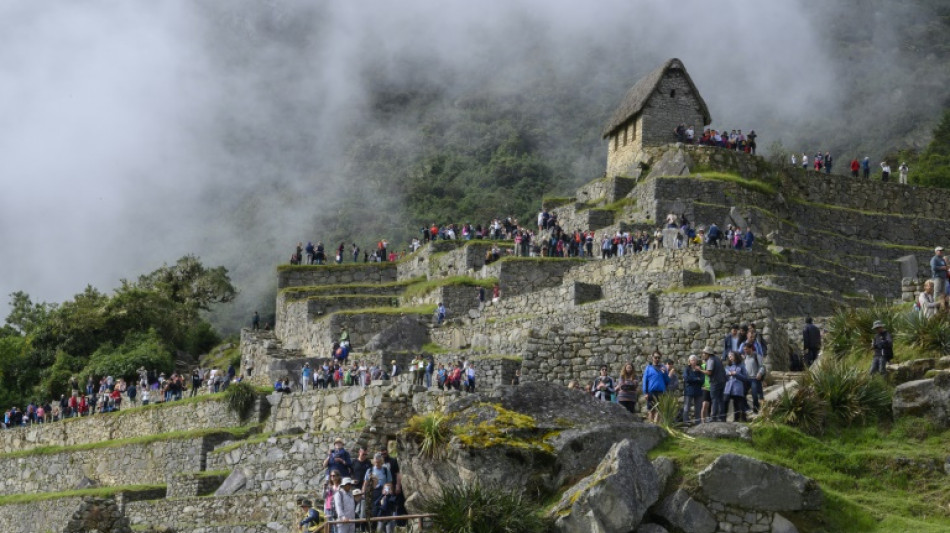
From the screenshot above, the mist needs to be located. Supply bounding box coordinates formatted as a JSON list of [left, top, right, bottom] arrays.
[[0, 0, 941, 330]]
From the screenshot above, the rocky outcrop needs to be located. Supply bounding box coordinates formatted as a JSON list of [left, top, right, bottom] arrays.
[[401, 382, 665, 505], [652, 489, 717, 533], [64, 498, 132, 533], [698, 453, 823, 512], [893, 373, 950, 426], [552, 439, 660, 533]]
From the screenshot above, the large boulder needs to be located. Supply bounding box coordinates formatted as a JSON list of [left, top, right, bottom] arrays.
[[893, 373, 950, 425], [646, 148, 693, 178], [652, 489, 717, 533], [400, 382, 665, 503], [698, 454, 822, 512], [552, 439, 660, 533], [890, 358, 937, 385], [214, 468, 247, 496]]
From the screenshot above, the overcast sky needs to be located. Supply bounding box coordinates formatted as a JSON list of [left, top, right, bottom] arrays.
[[0, 1, 848, 322]]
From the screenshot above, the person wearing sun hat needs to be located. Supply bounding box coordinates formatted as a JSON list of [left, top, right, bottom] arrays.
[[870, 320, 893, 376], [333, 477, 357, 533], [298, 499, 321, 531]]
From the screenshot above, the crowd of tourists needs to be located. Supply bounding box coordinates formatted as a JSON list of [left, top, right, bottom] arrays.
[[671, 124, 758, 155], [1, 366, 244, 429], [297, 440, 409, 533], [789, 152, 910, 184], [569, 322, 770, 424]]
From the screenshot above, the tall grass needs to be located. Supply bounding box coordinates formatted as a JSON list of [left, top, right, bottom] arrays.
[[827, 303, 950, 361], [223, 382, 258, 421], [419, 483, 552, 533], [404, 413, 450, 459]]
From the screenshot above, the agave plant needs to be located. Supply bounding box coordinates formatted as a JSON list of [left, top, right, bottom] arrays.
[[898, 311, 950, 355], [404, 413, 450, 459], [759, 384, 828, 435], [419, 482, 552, 533]]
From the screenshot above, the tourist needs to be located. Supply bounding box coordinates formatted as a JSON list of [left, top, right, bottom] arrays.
[[824, 151, 833, 174], [870, 320, 893, 376], [899, 162, 909, 185], [702, 346, 727, 422], [862, 156, 871, 179], [724, 351, 749, 422], [325, 438, 353, 478], [464, 362, 476, 393], [723, 324, 743, 359], [880, 161, 891, 182], [375, 483, 399, 533], [299, 499, 322, 531], [324, 472, 342, 529], [302, 363, 312, 392], [435, 302, 446, 326], [790, 153, 797, 167], [334, 478, 357, 533], [802, 317, 822, 367], [642, 352, 670, 424], [918, 280, 938, 319], [591, 365, 615, 401], [801, 153, 808, 170], [742, 342, 766, 414], [682, 355, 705, 425], [616, 363, 640, 415], [932, 246, 948, 309], [850, 157, 860, 178]]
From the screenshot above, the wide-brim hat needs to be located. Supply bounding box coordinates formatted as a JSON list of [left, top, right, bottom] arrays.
[[340, 477, 354, 486], [333, 437, 344, 445], [352, 489, 363, 496], [872, 320, 885, 330], [702, 346, 715, 355]]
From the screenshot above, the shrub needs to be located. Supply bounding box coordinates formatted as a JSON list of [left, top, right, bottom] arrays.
[[759, 384, 828, 435], [223, 382, 258, 421], [898, 311, 950, 355], [825, 305, 903, 359], [419, 482, 552, 533], [404, 413, 450, 459], [654, 392, 681, 430], [760, 358, 891, 434]]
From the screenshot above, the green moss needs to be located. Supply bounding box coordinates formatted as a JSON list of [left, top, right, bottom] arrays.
[[0, 484, 166, 506], [403, 276, 498, 299], [421, 342, 449, 354], [210, 431, 274, 455], [452, 404, 554, 454], [278, 277, 424, 299], [598, 197, 636, 214], [683, 172, 777, 195], [790, 198, 946, 223], [0, 425, 261, 460], [194, 469, 230, 478]]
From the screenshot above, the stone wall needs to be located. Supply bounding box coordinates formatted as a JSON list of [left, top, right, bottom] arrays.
[[277, 263, 398, 289], [206, 431, 362, 494], [0, 496, 83, 533], [125, 493, 306, 530], [240, 329, 308, 387], [431, 354, 522, 390], [0, 395, 265, 455], [426, 242, 513, 279], [0, 433, 237, 496], [576, 176, 637, 204], [167, 471, 230, 499], [264, 385, 384, 434], [481, 257, 585, 296], [404, 285, 479, 318]]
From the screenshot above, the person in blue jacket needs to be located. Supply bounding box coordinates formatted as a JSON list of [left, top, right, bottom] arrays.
[[743, 227, 754, 250], [724, 351, 750, 422], [298, 499, 321, 531], [642, 351, 670, 424]]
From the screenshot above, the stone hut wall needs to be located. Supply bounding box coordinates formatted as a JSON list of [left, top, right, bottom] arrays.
[[0, 396, 264, 455], [265, 385, 384, 434], [481, 258, 585, 297]]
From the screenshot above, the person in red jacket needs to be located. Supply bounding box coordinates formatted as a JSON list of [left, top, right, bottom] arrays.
[[850, 158, 860, 178]]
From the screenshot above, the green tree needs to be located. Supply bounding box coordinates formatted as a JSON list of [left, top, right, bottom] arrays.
[[80, 329, 174, 383], [133, 255, 237, 312], [910, 108, 950, 187], [4, 291, 54, 336]]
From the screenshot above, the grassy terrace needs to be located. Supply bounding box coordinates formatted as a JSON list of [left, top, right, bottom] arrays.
[[651, 421, 950, 533], [278, 277, 424, 299], [402, 275, 498, 299], [0, 425, 261, 459], [662, 284, 739, 295], [330, 304, 438, 316], [679, 171, 778, 196], [0, 484, 167, 506]]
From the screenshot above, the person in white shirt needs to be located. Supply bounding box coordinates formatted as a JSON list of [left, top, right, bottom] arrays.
[[880, 162, 892, 182], [899, 162, 909, 185]]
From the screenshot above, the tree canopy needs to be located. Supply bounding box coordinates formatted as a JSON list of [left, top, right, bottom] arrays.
[[0, 256, 235, 407]]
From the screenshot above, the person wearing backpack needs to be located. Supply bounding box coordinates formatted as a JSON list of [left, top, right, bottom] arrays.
[[362, 453, 393, 528], [742, 342, 766, 415], [334, 478, 357, 533]]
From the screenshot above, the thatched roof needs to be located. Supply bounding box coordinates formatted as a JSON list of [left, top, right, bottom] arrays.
[[601, 58, 711, 138]]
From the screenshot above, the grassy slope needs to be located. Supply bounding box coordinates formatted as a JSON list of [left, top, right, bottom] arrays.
[[650, 420, 950, 532]]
